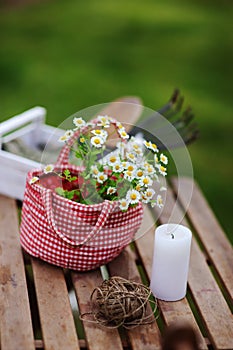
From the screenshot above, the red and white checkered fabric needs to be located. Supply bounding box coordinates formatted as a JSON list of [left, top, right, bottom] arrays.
[[20, 165, 143, 271]]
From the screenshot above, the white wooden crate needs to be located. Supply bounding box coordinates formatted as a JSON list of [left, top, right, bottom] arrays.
[[0, 107, 63, 200]]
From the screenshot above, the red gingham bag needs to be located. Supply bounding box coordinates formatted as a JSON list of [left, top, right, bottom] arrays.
[[20, 120, 143, 271]]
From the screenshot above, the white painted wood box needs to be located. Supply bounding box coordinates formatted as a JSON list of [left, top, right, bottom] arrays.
[[0, 107, 63, 200]]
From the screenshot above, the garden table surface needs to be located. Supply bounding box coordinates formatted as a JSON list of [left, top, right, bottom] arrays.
[[0, 177, 233, 350]]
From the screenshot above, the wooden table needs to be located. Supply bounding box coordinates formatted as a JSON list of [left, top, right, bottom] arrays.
[[0, 177, 232, 350]]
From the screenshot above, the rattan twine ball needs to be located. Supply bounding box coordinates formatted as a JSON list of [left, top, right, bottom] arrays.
[[88, 276, 157, 328]]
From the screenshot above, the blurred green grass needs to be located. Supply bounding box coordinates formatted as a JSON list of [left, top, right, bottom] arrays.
[[0, 0, 232, 242]]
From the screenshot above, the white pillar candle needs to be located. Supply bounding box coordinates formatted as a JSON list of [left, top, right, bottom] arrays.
[[150, 224, 192, 301]]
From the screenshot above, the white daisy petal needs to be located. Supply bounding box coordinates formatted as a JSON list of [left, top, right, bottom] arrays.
[[160, 153, 168, 165], [96, 172, 107, 184], [90, 136, 104, 148], [126, 189, 141, 204], [44, 164, 54, 174], [73, 117, 86, 128], [139, 175, 153, 187], [118, 128, 129, 139], [29, 176, 39, 184], [107, 187, 117, 195], [58, 134, 68, 142], [119, 198, 129, 211], [156, 194, 164, 208]]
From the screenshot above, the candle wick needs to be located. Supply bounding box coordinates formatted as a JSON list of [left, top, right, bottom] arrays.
[[171, 233, 175, 239]]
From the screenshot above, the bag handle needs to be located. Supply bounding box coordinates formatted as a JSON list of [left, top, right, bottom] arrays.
[[42, 190, 115, 247], [56, 117, 121, 166]]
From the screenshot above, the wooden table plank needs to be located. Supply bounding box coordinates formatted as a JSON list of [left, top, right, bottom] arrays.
[[108, 247, 161, 350], [31, 258, 79, 350], [156, 185, 233, 350], [172, 177, 233, 303], [72, 270, 124, 350], [0, 195, 35, 350], [135, 205, 207, 350]]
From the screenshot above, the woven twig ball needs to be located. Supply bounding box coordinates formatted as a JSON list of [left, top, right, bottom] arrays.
[[81, 276, 157, 329]]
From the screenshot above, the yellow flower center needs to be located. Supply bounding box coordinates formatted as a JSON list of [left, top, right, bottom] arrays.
[[95, 130, 101, 134], [122, 201, 127, 207], [128, 165, 134, 172], [152, 143, 157, 149], [99, 175, 105, 180], [160, 166, 166, 172], [115, 165, 120, 170], [146, 191, 152, 197], [94, 138, 101, 144], [110, 156, 117, 163], [137, 170, 143, 177], [121, 131, 127, 137], [93, 169, 98, 175], [143, 178, 149, 184], [126, 171, 132, 176], [136, 184, 141, 191], [130, 193, 137, 200], [80, 137, 85, 143], [145, 141, 150, 147]]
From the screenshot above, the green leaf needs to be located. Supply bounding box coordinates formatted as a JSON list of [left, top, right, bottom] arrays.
[[55, 187, 65, 196], [63, 169, 70, 177]]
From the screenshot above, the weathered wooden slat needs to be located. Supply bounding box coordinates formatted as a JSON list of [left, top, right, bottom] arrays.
[[135, 205, 208, 350], [0, 195, 35, 350], [171, 177, 233, 303], [71, 270, 124, 350], [108, 247, 161, 350], [155, 185, 233, 350], [31, 258, 79, 350]]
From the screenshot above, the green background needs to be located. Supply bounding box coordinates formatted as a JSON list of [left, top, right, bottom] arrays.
[[0, 0, 232, 242]]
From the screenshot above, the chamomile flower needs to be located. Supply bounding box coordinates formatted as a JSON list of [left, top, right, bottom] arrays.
[[91, 129, 108, 141], [150, 143, 159, 153], [58, 134, 68, 142], [64, 130, 74, 139], [139, 176, 153, 188], [91, 165, 99, 178], [126, 152, 137, 162], [108, 154, 120, 165], [118, 128, 129, 140], [136, 169, 144, 178], [121, 161, 127, 169], [156, 195, 164, 208], [160, 186, 167, 192], [143, 140, 151, 150], [132, 144, 143, 156], [126, 189, 141, 205], [112, 162, 123, 173], [97, 115, 110, 128], [154, 154, 159, 164], [125, 162, 137, 173], [116, 122, 124, 129], [119, 198, 129, 211], [107, 187, 117, 195], [143, 140, 158, 152], [44, 164, 54, 174], [144, 188, 155, 200], [30, 176, 39, 185], [97, 172, 107, 184], [90, 136, 104, 148], [145, 165, 156, 176], [73, 117, 86, 128], [158, 165, 167, 176], [160, 153, 168, 165], [124, 170, 135, 181], [135, 184, 142, 192]]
